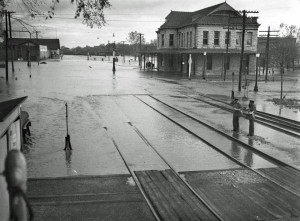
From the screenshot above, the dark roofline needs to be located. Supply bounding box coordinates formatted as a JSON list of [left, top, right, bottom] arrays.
[[159, 2, 258, 30], [0, 96, 28, 122], [6, 38, 60, 50]]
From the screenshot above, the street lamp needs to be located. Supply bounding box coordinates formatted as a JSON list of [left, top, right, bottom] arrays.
[[112, 34, 116, 73], [202, 52, 206, 79], [254, 53, 260, 92], [232, 72, 235, 99]]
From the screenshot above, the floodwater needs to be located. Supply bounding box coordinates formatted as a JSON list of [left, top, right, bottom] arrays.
[[0, 56, 295, 178]]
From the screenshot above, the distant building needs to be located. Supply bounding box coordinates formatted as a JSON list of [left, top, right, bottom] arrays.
[[5, 38, 60, 61], [143, 2, 260, 76]]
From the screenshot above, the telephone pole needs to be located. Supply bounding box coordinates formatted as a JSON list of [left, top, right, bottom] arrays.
[[5, 10, 8, 80], [224, 15, 230, 81], [238, 10, 259, 92], [35, 31, 40, 39], [8, 11, 15, 73], [137, 33, 143, 70], [259, 27, 279, 81]]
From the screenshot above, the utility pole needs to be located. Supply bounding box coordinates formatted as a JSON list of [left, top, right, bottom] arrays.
[[5, 10, 8, 80], [238, 10, 259, 92], [224, 15, 230, 81], [238, 10, 246, 92], [35, 31, 40, 39], [8, 11, 15, 73], [259, 27, 279, 81], [137, 33, 143, 70]]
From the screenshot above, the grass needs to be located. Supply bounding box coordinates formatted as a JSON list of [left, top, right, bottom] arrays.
[[266, 98, 300, 109]]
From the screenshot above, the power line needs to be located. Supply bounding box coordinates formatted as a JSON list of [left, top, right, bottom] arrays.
[[13, 12, 163, 16], [12, 14, 164, 22]]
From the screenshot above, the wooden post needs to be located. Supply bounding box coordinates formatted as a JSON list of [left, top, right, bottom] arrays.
[[8, 12, 14, 73], [238, 10, 246, 92], [64, 103, 72, 150], [5, 10, 8, 81]]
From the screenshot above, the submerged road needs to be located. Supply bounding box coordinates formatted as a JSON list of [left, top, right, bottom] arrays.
[[1, 56, 300, 220], [0, 56, 299, 176]]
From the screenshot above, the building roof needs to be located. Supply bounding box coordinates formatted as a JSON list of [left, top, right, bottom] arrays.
[[159, 2, 259, 30], [0, 96, 27, 122], [6, 38, 60, 50]]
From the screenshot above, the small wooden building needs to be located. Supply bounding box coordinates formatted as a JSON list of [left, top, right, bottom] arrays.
[[6, 38, 60, 61], [0, 96, 28, 220]]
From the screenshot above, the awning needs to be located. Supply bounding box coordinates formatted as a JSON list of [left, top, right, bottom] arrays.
[[140, 48, 256, 54]]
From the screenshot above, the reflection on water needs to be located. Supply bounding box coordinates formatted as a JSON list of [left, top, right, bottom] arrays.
[[65, 149, 77, 176], [245, 138, 254, 167], [231, 132, 240, 159], [279, 105, 283, 116], [231, 133, 253, 167], [65, 149, 72, 166]]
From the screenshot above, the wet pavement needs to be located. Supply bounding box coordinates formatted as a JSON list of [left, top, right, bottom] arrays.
[[151, 94, 300, 168], [0, 56, 299, 177]]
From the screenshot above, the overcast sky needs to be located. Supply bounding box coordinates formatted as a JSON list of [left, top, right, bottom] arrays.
[[7, 0, 300, 48]]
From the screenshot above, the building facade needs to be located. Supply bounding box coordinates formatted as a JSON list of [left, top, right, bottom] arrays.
[[5, 38, 60, 61], [155, 2, 260, 77]]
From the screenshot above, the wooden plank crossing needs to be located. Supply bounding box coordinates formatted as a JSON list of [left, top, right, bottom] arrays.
[[257, 166, 300, 196], [183, 169, 300, 221], [27, 175, 155, 221], [135, 169, 219, 221]]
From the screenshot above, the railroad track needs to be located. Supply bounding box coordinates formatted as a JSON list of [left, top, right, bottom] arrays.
[[102, 95, 300, 220], [189, 94, 300, 137]]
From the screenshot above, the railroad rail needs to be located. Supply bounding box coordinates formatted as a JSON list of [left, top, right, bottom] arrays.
[[189, 94, 300, 138], [198, 93, 300, 130], [91, 95, 300, 220]]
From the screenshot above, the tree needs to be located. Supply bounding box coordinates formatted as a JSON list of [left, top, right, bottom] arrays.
[[269, 37, 298, 99], [149, 39, 157, 46], [126, 31, 145, 60], [279, 23, 300, 42], [126, 31, 145, 45], [1, 0, 111, 28]]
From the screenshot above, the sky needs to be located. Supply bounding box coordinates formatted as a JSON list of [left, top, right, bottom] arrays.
[[4, 0, 300, 48]]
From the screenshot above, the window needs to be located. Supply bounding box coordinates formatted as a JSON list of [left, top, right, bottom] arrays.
[[214, 31, 220, 45], [157, 37, 159, 48], [236, 32, 242, 45], [161, 34, 164, 47], [246, 32, 253, 46], [190, 31, 192, 48], [181, 33, 183, 47], [203, 31, 208, 45], [186, 32, 189, 48], [178, 34, 180, 47], [225, 32, 231, 45], [169, 34, 174, 47], [207, 54, 213, 70]]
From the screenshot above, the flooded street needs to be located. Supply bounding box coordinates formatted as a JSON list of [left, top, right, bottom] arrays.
[[0, 56, 299, 178]]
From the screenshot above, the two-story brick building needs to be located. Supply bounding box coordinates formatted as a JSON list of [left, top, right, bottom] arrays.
[[154, 2, 260, 78]]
